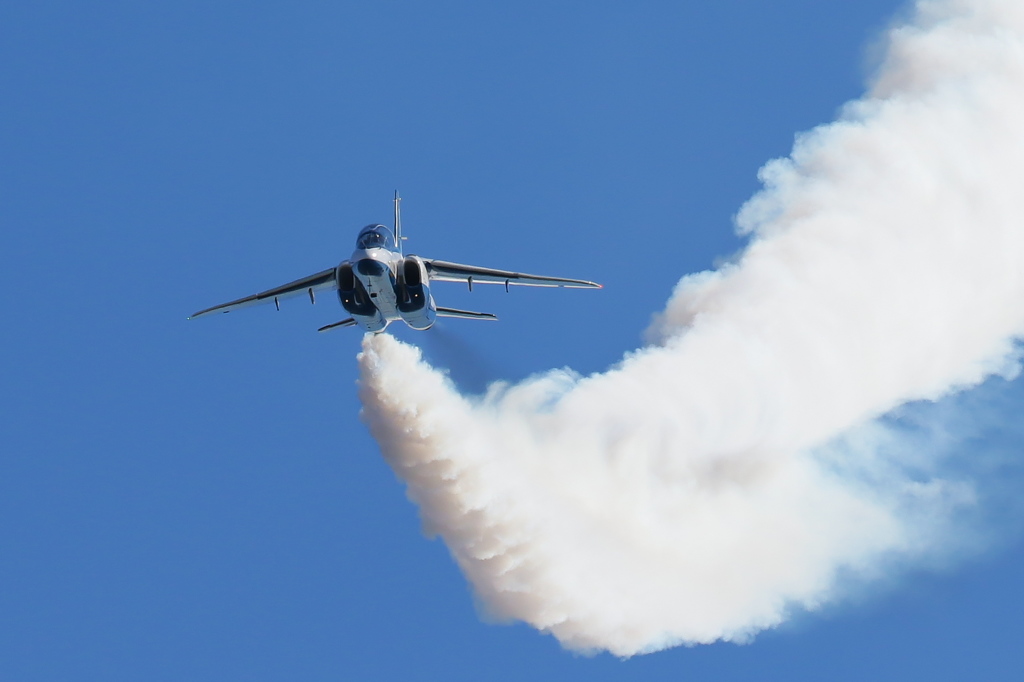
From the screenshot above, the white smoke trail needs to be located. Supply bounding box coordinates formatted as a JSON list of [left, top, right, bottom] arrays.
[[358, 0, 1024, 655]]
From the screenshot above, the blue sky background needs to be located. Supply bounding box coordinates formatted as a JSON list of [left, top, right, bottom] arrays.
[[3, 1, 1024, 680]]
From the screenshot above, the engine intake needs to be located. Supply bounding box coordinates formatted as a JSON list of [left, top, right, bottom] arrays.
[[395, 256, 435, 329], [336, 262, 376, 318], [402, 257, 423, 287]]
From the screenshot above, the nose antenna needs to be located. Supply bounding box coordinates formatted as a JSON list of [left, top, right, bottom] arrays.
[[394, 190, 403, 255]]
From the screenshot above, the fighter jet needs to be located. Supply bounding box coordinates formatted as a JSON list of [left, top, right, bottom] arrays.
[[189, 193, 601, 333]]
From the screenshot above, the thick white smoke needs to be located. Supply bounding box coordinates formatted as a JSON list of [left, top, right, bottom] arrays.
[[358, 0, 1024, 655]]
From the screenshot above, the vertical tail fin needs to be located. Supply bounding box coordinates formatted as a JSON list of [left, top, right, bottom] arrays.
[[394, 190, 403, 256]]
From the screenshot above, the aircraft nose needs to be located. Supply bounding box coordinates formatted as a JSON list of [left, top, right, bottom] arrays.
[[357, 258, 387, 276]]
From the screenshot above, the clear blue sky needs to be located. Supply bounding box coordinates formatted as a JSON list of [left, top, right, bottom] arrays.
[[3, 1, 1023, 680]]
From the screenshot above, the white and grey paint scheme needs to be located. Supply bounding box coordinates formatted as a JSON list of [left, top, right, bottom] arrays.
[[189, 193, 601, 333]]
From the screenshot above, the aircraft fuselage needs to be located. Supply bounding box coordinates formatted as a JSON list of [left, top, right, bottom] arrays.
[[341, 239, 437, 333]]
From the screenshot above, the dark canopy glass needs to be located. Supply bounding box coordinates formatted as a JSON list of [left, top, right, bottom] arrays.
[[355, 224, 396, 250]]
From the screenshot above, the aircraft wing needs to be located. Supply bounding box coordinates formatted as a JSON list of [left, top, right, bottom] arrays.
[[189, 267, 337, 319], [423, 259, 601, 289]]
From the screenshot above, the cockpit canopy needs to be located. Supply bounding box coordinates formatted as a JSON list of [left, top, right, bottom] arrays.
[[355, 224, 396, 250]]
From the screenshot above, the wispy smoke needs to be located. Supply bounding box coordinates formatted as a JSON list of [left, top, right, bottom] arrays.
[[357, 0, 1024, 655]]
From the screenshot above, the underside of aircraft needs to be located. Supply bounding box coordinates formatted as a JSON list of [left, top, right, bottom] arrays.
[[189, 193, 601, 333]]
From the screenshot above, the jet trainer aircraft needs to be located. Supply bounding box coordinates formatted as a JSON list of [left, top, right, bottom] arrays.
[[189, 193, 601, 333]]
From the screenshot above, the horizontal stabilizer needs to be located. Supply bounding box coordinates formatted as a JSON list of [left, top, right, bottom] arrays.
[[318, 318, 358, 333], [435, 306, 498, 321]]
